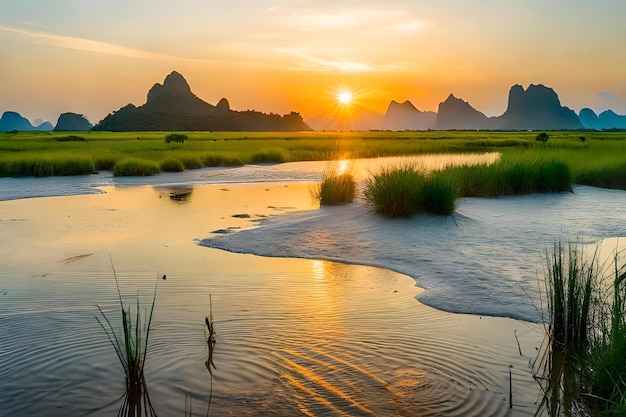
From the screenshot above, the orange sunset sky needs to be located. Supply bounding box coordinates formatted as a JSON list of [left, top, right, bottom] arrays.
[[1, 1, 625, 130]]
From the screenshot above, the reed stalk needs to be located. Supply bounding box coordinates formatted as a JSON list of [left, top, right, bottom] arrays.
[[96, 259, 158, 417]]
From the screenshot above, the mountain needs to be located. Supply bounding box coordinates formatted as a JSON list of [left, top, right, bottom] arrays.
[[0, 111, 36, 131], [433, 84, 583, 130], [382, 100, 436, 130], [0, 111, 53, 132], [92, 71, 311, 131], [579, 108, 626, 130], [35, 121, 54, 130], [434, 94, 490, 130], [54, 112, 93, 131], [495, 84, 582, 130]]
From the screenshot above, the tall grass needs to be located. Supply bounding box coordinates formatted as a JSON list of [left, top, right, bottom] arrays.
[[363, 165, 457, 216], [535, 242, 626, 416], [545, 241, 596, 350], [421, 174, 457, 215], [364, 165, 425, 217], [96, 261, 158, 417], [313, 165, 356, 205], [248, 148, 289, 164], [158, 157, 184, 172], [0, 155, 95, 177], [443, 155, 572, 198], [113, 159, 161, 176]]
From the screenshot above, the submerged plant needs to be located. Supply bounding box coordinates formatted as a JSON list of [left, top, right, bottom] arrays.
[[96, 259, 158, 417]]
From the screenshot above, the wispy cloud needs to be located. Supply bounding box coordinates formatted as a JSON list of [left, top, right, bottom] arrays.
[[0, 25, 189, 61], [281, 7, 427, 35], [599, 91, 620, 100]]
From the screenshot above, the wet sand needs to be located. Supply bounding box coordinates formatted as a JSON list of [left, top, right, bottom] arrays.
[[0, 180, 545, 416]]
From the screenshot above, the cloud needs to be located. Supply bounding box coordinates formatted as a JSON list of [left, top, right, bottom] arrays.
[[0, 24, 193, 62], [598, 91, 620, 100], [279, 7, 427, 35]]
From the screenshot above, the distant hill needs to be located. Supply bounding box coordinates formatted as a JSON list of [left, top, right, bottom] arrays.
[[579, 108, 626, 130], [92, 71, 311, 131], [35, 121, 54, 130], [495, 84, 582, 130], [432, 84, 582, 130], [54, 112, 93, 131], [434, 94, 490, 130], [0, 111, 53, 132], [382, 100, 436, 130], [0, 111, 52, 132]]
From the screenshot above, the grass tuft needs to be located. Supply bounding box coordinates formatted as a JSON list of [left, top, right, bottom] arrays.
[[364, 165, 425, 217], [113, 159, 161, 176], [314, 165, 356, 205], [159, 158, 185, 173]]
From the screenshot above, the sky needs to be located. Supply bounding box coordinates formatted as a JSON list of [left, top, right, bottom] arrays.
[[1, 0, 626, 129]]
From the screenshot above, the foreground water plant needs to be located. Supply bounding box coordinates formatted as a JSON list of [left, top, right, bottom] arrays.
[[96, 261, 158, 417], [534, 242, 626, 416], [314, 164, 356, 205]]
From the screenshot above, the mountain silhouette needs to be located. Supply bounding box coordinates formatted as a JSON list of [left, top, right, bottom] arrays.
[[382, 100, 436, 130], [0, 111, 53, 132], [434, 94, 490, 130], [92, 71, 311, 131], [495, 84, 582, 130], [54, 112, 93, 131], [432, 84, 583, 130], [579, 108, 626, 130]]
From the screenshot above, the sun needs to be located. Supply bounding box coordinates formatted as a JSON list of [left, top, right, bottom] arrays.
[[337, 91, 353, 105]]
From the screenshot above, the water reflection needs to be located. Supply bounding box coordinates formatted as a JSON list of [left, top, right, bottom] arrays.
[[155, 186, 194, 203], [0, 172, 545, 416]]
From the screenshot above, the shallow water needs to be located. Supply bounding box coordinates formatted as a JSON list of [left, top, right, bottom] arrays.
[[201, 186, 626, 322], [0, 156, 622, 416]]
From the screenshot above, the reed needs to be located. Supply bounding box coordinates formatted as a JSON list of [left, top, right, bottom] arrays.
[[96, 261, 158, 417], [421, 174, 457, 215], [544, 241, 597, 350], [248, 148, 289, 164], [0, 155, 95, 177], [364, 165, 425, 217], [314, 165, 356, 205], [113, 159, 161, 176], [158, 158, 185, 172], [535, 242, 626, 416], [446, 155, 572, 197], [582, 252, 626, 414]]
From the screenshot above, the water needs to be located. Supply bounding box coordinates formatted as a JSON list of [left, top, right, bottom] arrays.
[[0, 155, 623, 416], [201, 185, 626, 322]]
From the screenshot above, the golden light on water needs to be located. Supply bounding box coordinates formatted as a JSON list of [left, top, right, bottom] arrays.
[[336, 159, 350, 175]]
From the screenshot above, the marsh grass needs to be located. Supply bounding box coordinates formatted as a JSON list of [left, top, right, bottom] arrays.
[[535, 242, 626, 416], [96, 261, 158, 417], [0, 155, 95, 177], [421, 174, 457, 215], [158, 158, 185, 172], [364, 165, 458, 216], [444, 156, 572, 197], [364, 165, 425, 217], [249, 148, 289, 164], [575, 161, 626, 190], [114, 159, 161, 176], [2, 132, 625, 194], [313, 164, 356, 205], [545, 242, 597, 350]]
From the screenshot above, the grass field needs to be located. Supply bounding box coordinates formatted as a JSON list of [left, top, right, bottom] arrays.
[[1, 130, 625, 189]]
